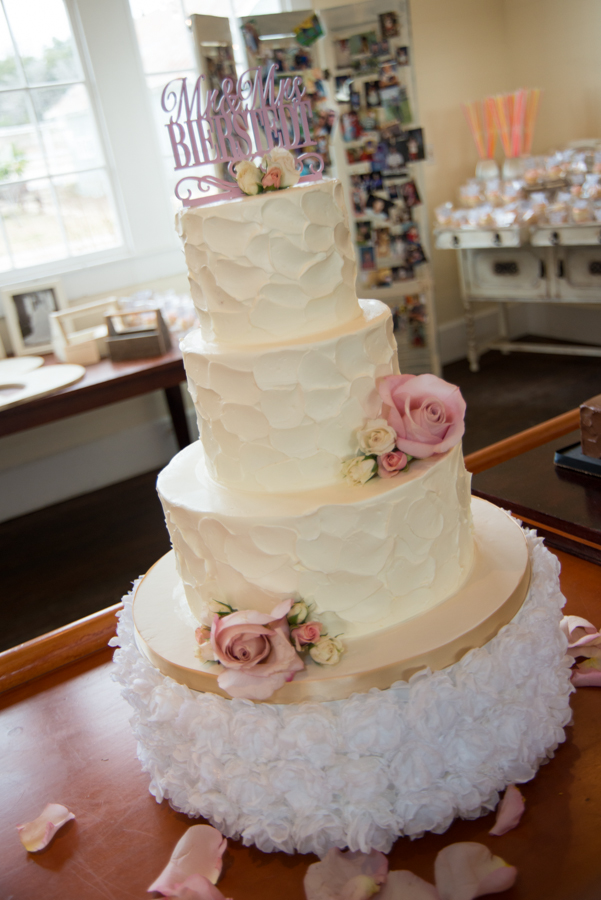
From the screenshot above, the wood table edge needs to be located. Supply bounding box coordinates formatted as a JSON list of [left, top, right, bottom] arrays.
[[464, 407, 580, 474], [0, 603, 121, 696]]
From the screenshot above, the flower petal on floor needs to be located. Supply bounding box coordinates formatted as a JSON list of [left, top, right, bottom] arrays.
[[17, 802, 75, 852], [489, 785, 525, 836], [434, 842, 517, 900], [148, 825, 227, 896]]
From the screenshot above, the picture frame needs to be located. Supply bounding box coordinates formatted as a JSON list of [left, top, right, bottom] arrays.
[[2, 280, 67, 356]]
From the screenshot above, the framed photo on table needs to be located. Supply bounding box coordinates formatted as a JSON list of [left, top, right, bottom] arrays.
[[2, 280, 67, 355]]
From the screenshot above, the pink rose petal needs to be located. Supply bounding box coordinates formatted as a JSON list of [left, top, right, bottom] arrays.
[[489, 785, 525, 836], [148, 825, 227, 896], [571, 663, 601, 687], [560, 616, 601, 655], [434, 843, 517, 900], [173, 874, 232, 900], [17, 802, 75, 852], [304, 848, 388, 900], [379, 870, 440, 899]]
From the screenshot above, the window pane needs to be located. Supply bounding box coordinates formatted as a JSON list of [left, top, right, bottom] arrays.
[[0, 92, 47, 182], [31, 85, 104, 175], [0, 178, 67, 266], [0, 221, 12, 271], [0, 7, 23, 89], [4, 0, 81, 85], [129, 0, 195, 73], [55, 170, 120, 255], [146, 70, 197, 158]]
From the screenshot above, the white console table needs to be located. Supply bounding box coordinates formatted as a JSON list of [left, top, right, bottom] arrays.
[[435, 224, 601, 372]]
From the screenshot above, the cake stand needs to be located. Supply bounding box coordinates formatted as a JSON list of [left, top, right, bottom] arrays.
[[112, 498, 573, 855]]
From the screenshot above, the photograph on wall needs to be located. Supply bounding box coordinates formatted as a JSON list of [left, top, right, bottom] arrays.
[[365, 81, 381, 108], [374, 226, 391, 260], [366, 193, 394, 220], [396, 46, 409, 65], [359, 246, 375, 270], [335, 75, 352, 102], [334, 39, 351, 68], [379, 11, 400, 38], [379, 60, 398, 88], [356, 221, 372, 245], [349, 31, 378, 58], [294, 13, 323, 47], [370, 40, 390, 58], [392, 265, 414, 283], [359, 110, 378, 131], [399, 178, 422, 207], [406, 128, 425, 161], [350, 89, 361, 111], [342, 111, 362, 142]]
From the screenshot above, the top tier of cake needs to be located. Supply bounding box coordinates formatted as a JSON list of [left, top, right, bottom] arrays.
[[176, 180, 361, 346]]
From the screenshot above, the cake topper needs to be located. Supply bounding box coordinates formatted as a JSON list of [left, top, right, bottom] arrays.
[[161, 65, 325, 207]]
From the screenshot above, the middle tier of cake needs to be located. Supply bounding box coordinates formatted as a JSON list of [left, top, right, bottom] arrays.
[[182, 298, 399, 493], [157, 441, 474, 638]]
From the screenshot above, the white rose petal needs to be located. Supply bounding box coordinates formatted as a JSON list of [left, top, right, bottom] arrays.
[[262, 147, 300, 188], [342, 456, 377, 486], [357, 419, 397, 455], [310, 636, 345, 666], [235, 160, 263, 195]]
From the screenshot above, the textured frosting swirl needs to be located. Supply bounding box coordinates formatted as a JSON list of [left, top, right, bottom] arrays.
[[157, 442, 474, 635], [182, 299, 399, 493], [176, 180, 361, 345]]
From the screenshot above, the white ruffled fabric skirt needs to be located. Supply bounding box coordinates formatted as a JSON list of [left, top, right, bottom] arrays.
[[111, 529, 574, 857]]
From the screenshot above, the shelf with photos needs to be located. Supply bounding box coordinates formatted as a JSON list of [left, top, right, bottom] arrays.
[[321, 3, 434, 370]]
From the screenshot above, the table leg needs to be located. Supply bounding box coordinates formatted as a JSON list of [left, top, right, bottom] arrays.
[[464, 300, 480, 372], [164, 384, 191, 450]]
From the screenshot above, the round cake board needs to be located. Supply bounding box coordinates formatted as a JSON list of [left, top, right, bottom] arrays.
[[0, 362, 85, 409], [133, 497, 530, 703]]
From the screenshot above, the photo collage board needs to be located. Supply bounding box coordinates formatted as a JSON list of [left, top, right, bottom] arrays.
[[332, 3, 429, 345], [242, 15, 337, 169]]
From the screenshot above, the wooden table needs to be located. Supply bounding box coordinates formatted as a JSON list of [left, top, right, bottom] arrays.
[[2, 411, 601, 900], [0, 349, 191, 449]]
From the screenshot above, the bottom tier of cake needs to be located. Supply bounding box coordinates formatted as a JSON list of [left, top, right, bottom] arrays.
[[112, 524, 573, 856]]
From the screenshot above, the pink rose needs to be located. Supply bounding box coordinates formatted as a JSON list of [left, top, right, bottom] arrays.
[[378, 373, 466, 459], [377, 449, 407, 478], [210, 599, 304, 700], [195, 625, 211, 645], [290, 621, 323, 651], [262, 167, 281, 189]]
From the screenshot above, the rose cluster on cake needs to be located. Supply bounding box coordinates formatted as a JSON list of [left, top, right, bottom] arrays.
[[194, 598, 344, 701], [234, 147, 301, 196], [343, 373, 467, 485]]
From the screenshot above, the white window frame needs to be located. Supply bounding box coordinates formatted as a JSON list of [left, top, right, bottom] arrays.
[[0, 0, 183, 296]]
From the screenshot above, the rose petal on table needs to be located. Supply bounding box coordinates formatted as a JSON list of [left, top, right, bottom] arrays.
[[378, 870, 440, 899], [560, 616, 601, 649], [489, 785, 525, 836], [173, 874, 232, 900], [148, 825, 227, 895], [571, 661, 601, 687], [304, 847, 388, 900], [434, 843, 517, 900], [16, 802, 75, 852]]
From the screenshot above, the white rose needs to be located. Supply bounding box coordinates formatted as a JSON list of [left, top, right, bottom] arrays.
[[288, 600, 309, 625], [235, 159, 262, 195], [357, 418, 397, 455], [262, 147, 300, 187], [341, 456, 377, 486], [310, 636, 345, 666]]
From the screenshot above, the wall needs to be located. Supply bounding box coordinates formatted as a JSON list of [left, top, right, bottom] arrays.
[[504, 0, 601, 154], [409, 0, 511, 327]]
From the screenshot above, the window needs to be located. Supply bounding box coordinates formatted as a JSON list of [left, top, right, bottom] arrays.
[[128, 0, 198, 210], [0, 0, 122, 273]]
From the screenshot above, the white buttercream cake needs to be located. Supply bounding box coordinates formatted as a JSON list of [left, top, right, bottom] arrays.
[[157, 179, 475, 643]]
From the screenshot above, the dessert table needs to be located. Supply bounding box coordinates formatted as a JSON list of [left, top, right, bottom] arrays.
[[0, 349, 191, 449], [2, 409, 601, 900]]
